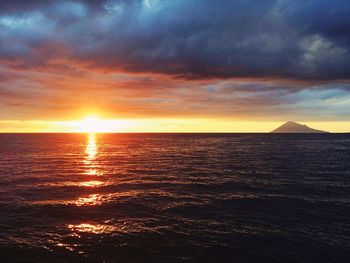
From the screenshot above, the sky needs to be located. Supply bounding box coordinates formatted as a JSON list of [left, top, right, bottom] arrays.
[[0, 0, 350, 132]]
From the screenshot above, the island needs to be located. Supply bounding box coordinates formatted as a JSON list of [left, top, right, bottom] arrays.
[[271, 121, 329, 133]]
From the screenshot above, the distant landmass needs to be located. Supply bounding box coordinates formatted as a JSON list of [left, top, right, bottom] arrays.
[[271, 121, 329, 133]]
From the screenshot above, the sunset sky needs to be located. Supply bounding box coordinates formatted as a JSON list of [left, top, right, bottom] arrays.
[[0, 0, 350, 132]]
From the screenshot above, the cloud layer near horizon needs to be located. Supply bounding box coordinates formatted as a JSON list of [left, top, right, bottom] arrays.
[[0, 0, 350, 121]]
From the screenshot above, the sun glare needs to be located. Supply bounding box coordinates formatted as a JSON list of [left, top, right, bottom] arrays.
[[80, 116, 102, 133], [78, 115, 125, 133]]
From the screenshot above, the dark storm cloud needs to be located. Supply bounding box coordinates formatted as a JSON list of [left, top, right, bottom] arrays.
[[0, 0, 350, 80], [0, 0, 106, 13]]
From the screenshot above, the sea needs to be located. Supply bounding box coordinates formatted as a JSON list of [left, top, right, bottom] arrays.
[[0, 133, 349, 262]]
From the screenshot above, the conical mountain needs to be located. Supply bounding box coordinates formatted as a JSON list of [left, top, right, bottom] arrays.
[[271, 121, 328, 133]]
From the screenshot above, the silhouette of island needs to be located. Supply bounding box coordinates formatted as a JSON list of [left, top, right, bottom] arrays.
[[271, 121, 329, 133]]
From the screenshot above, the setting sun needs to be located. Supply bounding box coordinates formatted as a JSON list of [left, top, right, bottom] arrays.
[[79, 116, 103, 133], [78, 116, 125, 133]]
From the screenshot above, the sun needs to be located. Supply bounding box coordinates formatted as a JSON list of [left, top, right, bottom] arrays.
[[78, 115, 126, 133], [79, 116, 108, 133]]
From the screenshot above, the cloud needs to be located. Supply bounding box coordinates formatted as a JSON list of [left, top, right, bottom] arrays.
[[0, 0, 350, 80], [0, 0, 350, 122], [1, 64, 349, 121]]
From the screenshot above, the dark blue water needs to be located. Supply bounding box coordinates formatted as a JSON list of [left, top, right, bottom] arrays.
[[0, 133, 349, 262]]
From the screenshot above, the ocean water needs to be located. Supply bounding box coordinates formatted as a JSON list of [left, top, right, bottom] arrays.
[[0, 133, 349, 263]]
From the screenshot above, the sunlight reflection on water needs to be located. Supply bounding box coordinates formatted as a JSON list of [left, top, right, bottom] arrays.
[[85, 133, 97, 160], [83, 133, 103, 176], [71, 134, 105, 206], [73, 194, 104, 206], [79, 180, 104, 187], [84, 133, 102, 178], [84, 168, 102, 176], [68, 223, 118, 234]]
